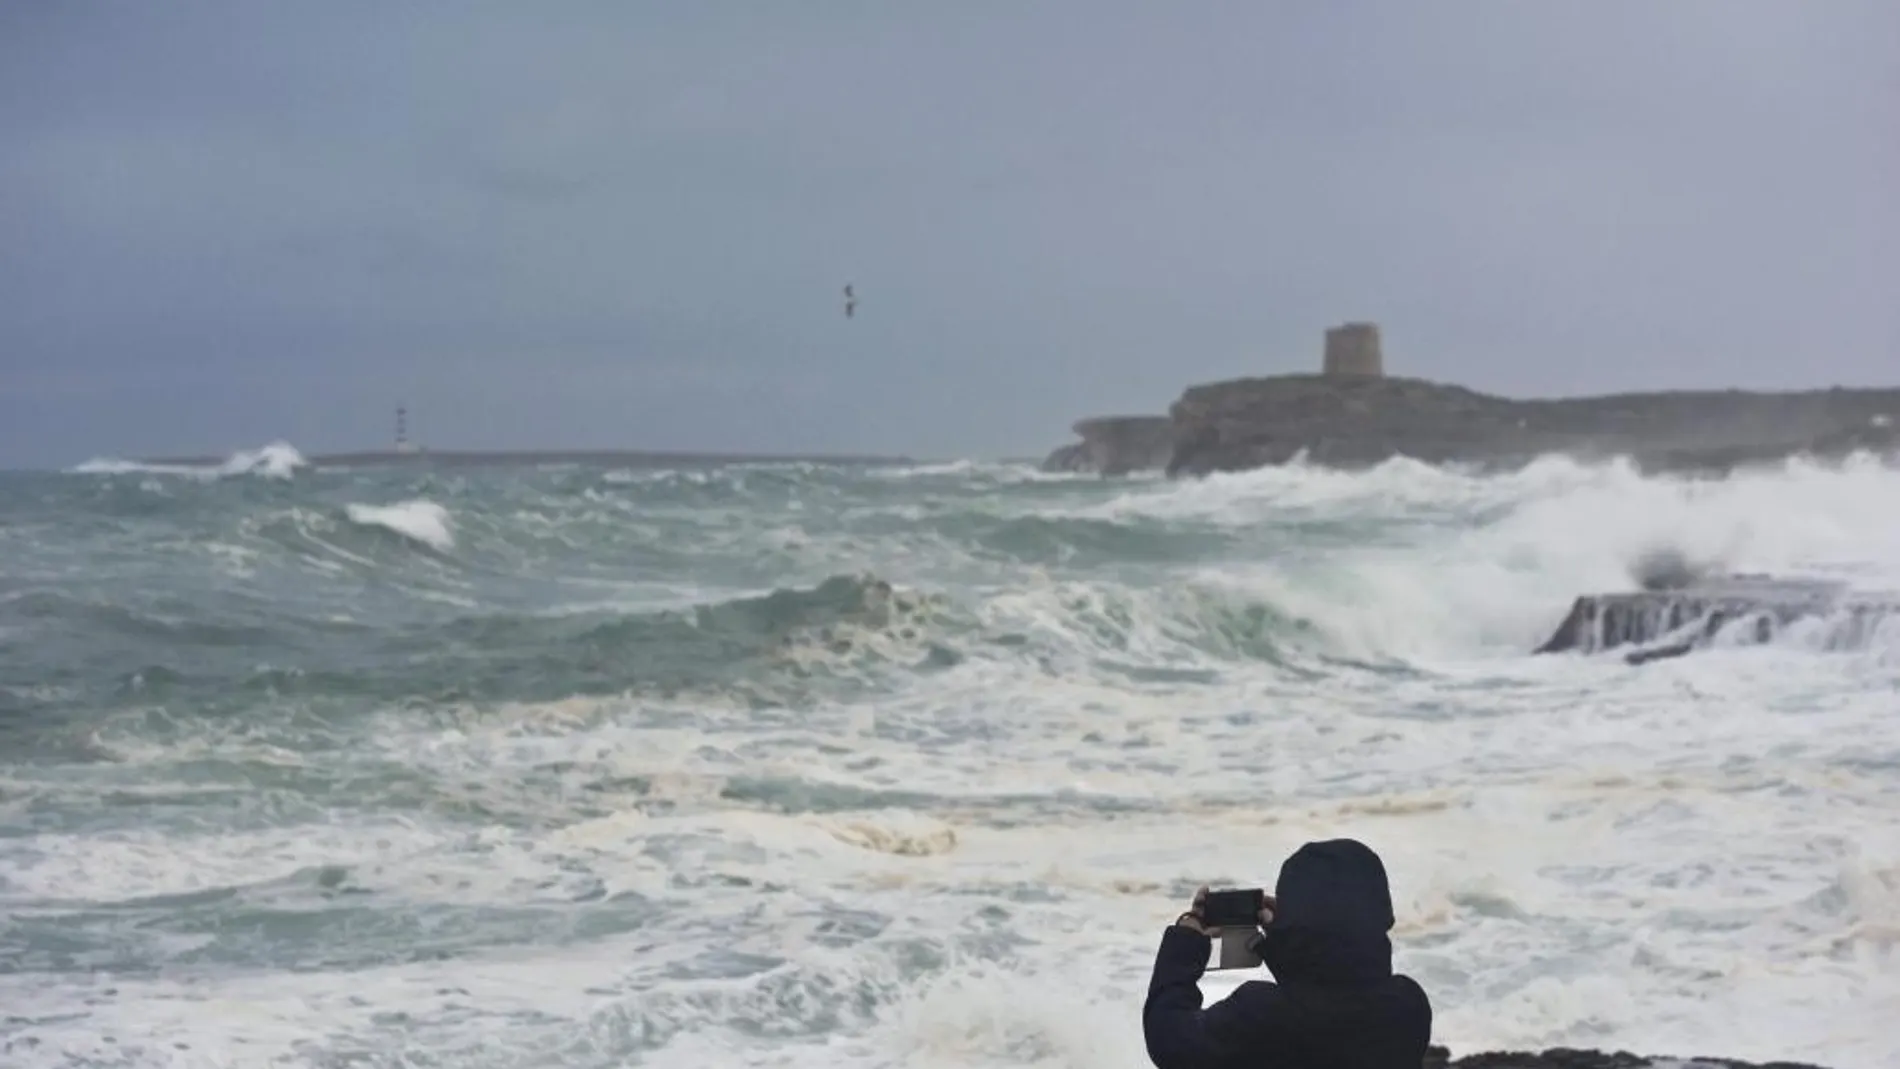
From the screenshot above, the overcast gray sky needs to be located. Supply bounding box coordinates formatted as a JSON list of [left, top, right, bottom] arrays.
[[3, 1, 1895, 468]]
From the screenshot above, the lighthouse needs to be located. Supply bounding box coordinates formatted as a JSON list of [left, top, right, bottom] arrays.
[[394, 404, 418, 454]]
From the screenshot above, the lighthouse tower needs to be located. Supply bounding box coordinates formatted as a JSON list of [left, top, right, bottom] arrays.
[[394, 404, 418, 454]]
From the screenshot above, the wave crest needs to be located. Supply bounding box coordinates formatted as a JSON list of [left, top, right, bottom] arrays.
[[344, 500, 455, 552], [73, 440, 308, 479]]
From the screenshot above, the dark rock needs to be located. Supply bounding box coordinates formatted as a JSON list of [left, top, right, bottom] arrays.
[[1533, 574, 1899, 663], [1040, 441, 1093, 473], [1039, 416, 1175, 475], [1627, 546, 1720, 592], [1429, 1046, 1831, 1069]]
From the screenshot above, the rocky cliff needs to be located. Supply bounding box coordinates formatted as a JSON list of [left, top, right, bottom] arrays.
[[1040, 416, 1175, 475], [1043, 374, 1900, 477], [1167, 374, 1900, 476]]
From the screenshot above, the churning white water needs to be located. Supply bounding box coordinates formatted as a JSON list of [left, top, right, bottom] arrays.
[[0, 451, 1895, 1068]]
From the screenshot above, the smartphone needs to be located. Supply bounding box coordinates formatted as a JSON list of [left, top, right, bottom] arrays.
[[1201, 888, 1265, 929]]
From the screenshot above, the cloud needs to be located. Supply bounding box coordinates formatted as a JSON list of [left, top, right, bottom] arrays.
[[1, 1, 1895, 467]]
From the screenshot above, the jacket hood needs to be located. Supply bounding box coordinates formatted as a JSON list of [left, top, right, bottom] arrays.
[[1256, 838, 1395, 986]]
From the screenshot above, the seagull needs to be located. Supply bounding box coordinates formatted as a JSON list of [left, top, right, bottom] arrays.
[[843, 284, 856, 319]]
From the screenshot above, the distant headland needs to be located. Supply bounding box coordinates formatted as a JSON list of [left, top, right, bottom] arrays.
[[132, 448, 921, 470], [1044, 323, 1900, 477], [124, 403, 919, 470]]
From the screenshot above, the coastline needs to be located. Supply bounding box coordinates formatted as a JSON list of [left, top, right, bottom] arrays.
[[124, 448, 926, 470], [1042, 325, 1900, 477]]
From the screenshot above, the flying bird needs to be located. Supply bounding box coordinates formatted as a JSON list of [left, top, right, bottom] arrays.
[[843, 284, 856, 319]]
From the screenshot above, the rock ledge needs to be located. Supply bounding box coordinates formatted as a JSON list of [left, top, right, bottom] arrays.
[[1426, 1045, 1831, 1069]]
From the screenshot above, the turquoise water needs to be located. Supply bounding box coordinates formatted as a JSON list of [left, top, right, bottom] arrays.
[[3, 448, 1896, 1067]]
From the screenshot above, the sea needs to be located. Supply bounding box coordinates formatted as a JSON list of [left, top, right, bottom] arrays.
[[2, 443, 1895, 1069]]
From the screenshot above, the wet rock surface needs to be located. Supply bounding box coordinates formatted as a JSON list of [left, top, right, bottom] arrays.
[[1424, 1045, 1831, 1069], [1532, 573, 1899, 662]]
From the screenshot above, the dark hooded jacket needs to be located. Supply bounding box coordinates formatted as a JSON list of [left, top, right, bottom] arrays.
[[1142, 839, 1431, 1069]]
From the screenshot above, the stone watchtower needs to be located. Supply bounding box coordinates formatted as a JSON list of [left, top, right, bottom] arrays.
[[1322, 322, 1384, 377]]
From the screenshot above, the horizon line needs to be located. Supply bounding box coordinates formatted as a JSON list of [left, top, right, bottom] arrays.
[[128, 446, 938, 469]]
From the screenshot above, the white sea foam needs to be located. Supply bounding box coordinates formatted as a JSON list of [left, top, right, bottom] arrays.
[[2, 454, 1897, 1068], [72, 439, 308, 479], [344, 499, 456, 552]]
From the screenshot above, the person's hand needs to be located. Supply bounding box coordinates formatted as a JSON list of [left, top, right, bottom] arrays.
[[1174, 886, 1216, 936]]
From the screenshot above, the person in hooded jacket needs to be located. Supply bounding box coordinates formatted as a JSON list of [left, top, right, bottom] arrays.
[[1142, 838, 1431, 1069]]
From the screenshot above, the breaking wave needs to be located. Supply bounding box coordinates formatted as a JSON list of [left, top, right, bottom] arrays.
[[5, 449, 1900, 1068], [344, 499, 455, 552], [72, 439, 308, 479]]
